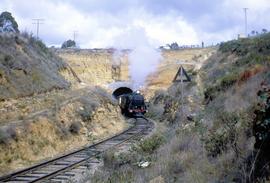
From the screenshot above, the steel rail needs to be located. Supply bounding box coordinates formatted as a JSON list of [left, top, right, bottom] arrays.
[[0, 117, 153, 183]]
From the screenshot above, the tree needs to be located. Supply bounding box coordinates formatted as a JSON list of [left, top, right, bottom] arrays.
[[61, 39, 76, 48], [169, 42, 179, 50], [262, 28, 268, 34], [0, 11, 19, 33]]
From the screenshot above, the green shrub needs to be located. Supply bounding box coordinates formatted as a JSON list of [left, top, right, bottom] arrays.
[[78, 108, 93, 122], [204, 85, 217, 102], [204, 73, 238, 102], [31, 71, 42, 83], [219, 33, 270, 56], [103, 151, 132, 169], [136, 134, 165, 154], [145, 104, 164, 120], [253, 86, 270, 149], [35, 40, 48, 53], [204, 130, 231, 157], [61, 39, 76, 48], [103, 151, 117, 169], [203, 112, 250, 157], [2, 54, 14, 68], [69, 122, 81, 134], [234, 52, 268, 68], [0, 126, 18, 144], [78, 97, 99, 122], [219, 73, 238, 90], [91, 165, 135, 183], [219, 40, 243, 54]]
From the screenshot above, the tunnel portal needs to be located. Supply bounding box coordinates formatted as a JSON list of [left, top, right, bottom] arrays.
[[112, 87, 133, 98]]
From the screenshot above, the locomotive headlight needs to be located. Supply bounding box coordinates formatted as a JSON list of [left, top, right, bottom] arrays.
[[119, 97, 121, 104]]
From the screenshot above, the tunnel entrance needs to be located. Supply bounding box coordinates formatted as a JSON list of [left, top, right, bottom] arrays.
[[112, 87, 133, 98]]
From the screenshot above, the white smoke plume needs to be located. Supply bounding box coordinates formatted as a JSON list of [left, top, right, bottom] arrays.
[[113, 27, 162, 89], [112, 49, 123, 66], [129, 46, 161, 89]]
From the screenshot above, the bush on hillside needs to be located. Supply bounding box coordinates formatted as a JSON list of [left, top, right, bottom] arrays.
[[61, 39, 76, 48], [203, 111, 252, 157], [0, 11, 19, 33], [0, 126, 18, 144], [135, 133, 165, 154], [69, 122, 81, 134], [219, 33, 270, 56], [78, 97, 99, 122], [204, 72, 239, 103]]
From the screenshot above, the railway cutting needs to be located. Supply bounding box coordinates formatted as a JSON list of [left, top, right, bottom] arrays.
[[0, 118, 154, 183]]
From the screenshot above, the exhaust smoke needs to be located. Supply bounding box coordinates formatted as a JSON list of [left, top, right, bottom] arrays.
[[129, 45, 161, 89], [112, 49, 123, 66], [113, 27, 162, 89]]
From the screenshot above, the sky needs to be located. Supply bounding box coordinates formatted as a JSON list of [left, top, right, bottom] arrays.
[[0, 0, 269, 48]]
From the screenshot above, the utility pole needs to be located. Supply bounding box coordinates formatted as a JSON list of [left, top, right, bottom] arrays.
[[73, 31, 78, 42], [180, 66, 184, 123], [32, 19, 44, 39], [243, 8, 248, 37]]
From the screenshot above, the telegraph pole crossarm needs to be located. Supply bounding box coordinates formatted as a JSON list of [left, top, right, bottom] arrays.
[[32, 19, 44, 39]]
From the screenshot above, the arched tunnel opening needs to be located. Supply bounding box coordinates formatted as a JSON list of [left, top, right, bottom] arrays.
[[112, 87, 133, 98]]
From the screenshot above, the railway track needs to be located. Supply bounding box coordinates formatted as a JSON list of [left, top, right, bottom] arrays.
[[0, 117, 153, 183]]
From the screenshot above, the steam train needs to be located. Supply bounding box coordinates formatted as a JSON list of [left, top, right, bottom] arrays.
[[118, 91, 147, 117]]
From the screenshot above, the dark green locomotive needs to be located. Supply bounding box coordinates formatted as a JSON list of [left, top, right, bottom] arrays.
[[118, 91, 147, 117]]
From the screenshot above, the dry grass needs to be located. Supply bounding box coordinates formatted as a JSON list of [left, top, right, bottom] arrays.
[[0, 87, 127, 175]]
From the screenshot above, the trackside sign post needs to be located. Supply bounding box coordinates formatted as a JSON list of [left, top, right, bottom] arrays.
[[173, 65, 191, 83], [173, 65, 191, 123]]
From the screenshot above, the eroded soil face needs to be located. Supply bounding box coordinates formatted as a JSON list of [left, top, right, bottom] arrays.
[[0, 86, 127, 175], [57, 49, 130, 86]]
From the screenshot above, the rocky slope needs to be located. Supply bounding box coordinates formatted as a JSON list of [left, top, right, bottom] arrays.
[[0, 86, 127, 175], [0, 34, 127, 175], [56, 49, 130, 86], [0, 33, 71, 100]]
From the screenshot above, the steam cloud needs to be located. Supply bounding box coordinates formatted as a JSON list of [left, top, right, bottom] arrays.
[[113, 27, 162, 89], [129, 46, 161, 89], [112, 49, 123, 66]]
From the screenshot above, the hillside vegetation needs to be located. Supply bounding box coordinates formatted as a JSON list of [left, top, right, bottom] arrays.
[[0, 33, 127, 175], [0, 33, 70, 100], [87, 34, 269, 182]]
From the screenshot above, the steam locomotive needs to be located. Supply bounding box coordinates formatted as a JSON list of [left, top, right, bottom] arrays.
[[118, 91, 147, 117]]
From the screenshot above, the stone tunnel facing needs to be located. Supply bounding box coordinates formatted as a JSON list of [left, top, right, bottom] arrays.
[[112, 87, 133, 98]]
